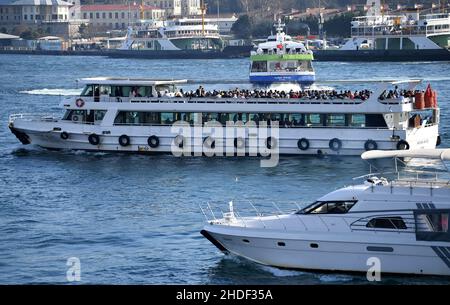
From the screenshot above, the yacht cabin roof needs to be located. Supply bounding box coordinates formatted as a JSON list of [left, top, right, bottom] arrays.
[[78, 77, 187, 86]]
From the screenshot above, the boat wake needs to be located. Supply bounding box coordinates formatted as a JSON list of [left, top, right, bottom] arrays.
[[259, 265, 306, 277], [20, 88, 81, 96]]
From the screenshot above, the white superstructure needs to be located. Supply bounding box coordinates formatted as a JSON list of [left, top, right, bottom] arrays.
[[118, 18, 222, 51], [9, 78, 440, 155], [341, 0, 450, 51], [201, 149, 450, 276]]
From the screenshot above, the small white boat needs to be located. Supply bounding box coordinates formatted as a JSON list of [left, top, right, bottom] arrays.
[[201, 149, 450, 276], [249, 19, 315, 85]]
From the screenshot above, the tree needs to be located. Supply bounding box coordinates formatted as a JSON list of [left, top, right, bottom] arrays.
[[231, 14, 252, 39]]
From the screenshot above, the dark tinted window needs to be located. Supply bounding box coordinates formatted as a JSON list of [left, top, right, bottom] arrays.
[[299, 201, 356, 214], [366, 217, 407, 229]]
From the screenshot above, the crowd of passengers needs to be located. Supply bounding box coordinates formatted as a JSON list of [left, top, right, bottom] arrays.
[[378, 86, 416, 100], [173, 86, 373, 100]]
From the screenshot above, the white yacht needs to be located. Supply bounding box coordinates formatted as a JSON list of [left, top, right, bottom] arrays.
[[119, 18, 223, 52], [201, 149, 450, 276], [249, 20, 315, 85], [9, 78, 439, 155]]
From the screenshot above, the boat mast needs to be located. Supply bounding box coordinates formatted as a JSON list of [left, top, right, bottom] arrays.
[[201, 0, 206, 36]]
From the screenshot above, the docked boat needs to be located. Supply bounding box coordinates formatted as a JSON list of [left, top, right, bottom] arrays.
[[9, 77, 440, 155], [314, 0, 450, 61], [107, 18, 251, 59], [201, 148, 450, 276], [249, 20, 315, 84]]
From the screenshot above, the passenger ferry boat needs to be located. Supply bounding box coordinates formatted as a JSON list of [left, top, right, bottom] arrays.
[[314, 0, 450, 61], [119, 18, 223, 52], [9, 77, 440, 155], [201, 149, 450, 276], [249, 20, 315, 84]]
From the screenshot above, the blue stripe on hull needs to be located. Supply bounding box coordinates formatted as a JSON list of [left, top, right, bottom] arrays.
[[249, 74, 316, 84]]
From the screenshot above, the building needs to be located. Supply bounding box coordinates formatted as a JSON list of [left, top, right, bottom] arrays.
[[181, 0, 200, 16], [145, 0, 200, 17], [80, 4, 164, 30], [145, 0, 180, 16], [205, 14, 237, 34], [0, 0, 84, 38]]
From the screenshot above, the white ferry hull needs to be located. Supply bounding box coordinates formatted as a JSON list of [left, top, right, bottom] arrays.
[[202, 229, 450, 276], [9, 121, 438, 156]]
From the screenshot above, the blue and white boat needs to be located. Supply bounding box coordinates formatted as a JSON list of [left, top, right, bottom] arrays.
[[249, 20, 315, 85]]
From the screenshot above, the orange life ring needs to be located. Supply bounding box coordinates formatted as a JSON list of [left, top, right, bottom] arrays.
[[75, 98, 85, 107]]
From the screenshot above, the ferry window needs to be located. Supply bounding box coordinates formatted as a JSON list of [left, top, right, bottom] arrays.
[[306, 114, 323, 126], [415, 210, 450, 241], [218, 113, 230, 125], [63, 110, 86, 121], [99, 86, 111, 96], [175, 112, 191, 123], [366, 217, 407, 230], [366, 114, 388, 128], [94, 110, 106, 122], [349, 114, 366, 127], [326, 114, 346, 127], [251, 61, 267, 72], [161, 113, 174, 125], [291, 113, 305, 126], [114, 111, 139, 124], [299, 201, 357, 214], [111, 86, 124, 97], [249, 113, 259, 123], [81, 85, 94, 96]]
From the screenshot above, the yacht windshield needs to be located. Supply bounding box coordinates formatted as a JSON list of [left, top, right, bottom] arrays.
[[297, 201, 357, 214]]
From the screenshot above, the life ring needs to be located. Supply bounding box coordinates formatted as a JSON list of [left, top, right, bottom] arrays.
[[297, 138, 309, 150], [147, 135, 159, 148], [396, 139, 410, 150], [364, 139, 378, 151], [60, 131, 69, 140], [119, 134, 130, 147], [203, 137, 215, 149], [329, 138, 342, 151], [266, 136, 276, 149], [75, 98, 85, 108], [234, 137, 245, 148], [436, 135, 441, 146], [88, 133, 100, 145], [174, 135, 184, 148]]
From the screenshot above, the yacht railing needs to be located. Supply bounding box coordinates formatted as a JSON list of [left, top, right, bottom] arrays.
[[9, 113, 59, 124]]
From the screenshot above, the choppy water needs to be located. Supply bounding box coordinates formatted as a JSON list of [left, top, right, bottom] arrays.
[[1, 55, 450, 284]]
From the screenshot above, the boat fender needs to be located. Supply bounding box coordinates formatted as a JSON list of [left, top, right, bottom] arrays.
[[234, 137, 245, 148], [174, 135, 184, 148], [203, 137, 215, 149], [396, 139, 410, 150], [147, 135, 159, 148], [60, 131, 69, 140], [329, 138, 342, 151], [364, 139, 378, 151], [297, 138, 309, 150], [266, 136, 276, 149], [119, 134, 130, 147], [75, 98, 85, 108], [88, 133, 100, 145], [436, 135, 441, 146]]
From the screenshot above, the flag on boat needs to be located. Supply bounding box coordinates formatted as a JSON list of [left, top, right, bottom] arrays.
[[277, 43, 283, 49]]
